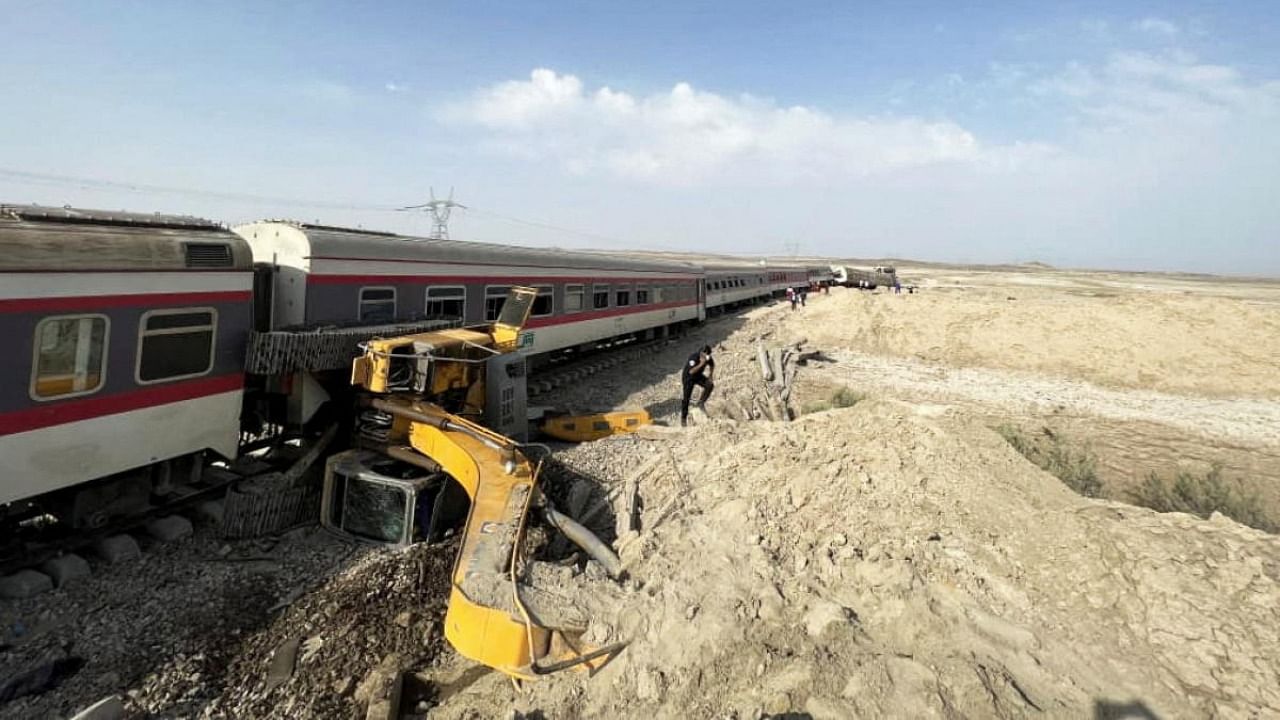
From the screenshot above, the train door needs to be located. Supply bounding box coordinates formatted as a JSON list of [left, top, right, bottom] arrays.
[[252, 263, 276, 331], [697, 278, 707, 321]]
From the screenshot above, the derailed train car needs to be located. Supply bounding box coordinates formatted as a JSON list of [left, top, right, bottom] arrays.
[[1, 204, 848, 530], [0, 207, 722, 525], [0, 206, 253, 526]]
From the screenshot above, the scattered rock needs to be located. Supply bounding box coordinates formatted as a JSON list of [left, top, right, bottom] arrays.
[[332, 676, 355, 696], [803, 600, 853, 638], [264, 638, 300, 692]]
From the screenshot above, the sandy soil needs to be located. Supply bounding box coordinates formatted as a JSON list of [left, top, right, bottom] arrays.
[[803, 272, 1280, 399], [430, 403, 1280, 719], [419, 272, 1280, 719], [783, 274, 1280, 511], [6, 264, 1278, 719]]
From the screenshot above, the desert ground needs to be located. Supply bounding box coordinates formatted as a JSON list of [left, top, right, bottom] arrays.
[[3, 263, 1278, 719]]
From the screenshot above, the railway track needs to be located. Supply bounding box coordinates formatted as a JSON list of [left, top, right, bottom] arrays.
[[0, 467, 242, 580]]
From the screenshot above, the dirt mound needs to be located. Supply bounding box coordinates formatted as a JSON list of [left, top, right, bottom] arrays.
[[797, 286, 1280, 399], [434, 401, 1280, 718]]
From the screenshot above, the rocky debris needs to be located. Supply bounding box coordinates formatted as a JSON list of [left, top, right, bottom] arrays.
[[190, 542, 455, 719], [356, 654, 406, 720], [92, 535, 141, 564], [0, 652, 84, 704], [41, 554, 92, 588], [0, 527, 354, 720], [0, 569, 53, 599]]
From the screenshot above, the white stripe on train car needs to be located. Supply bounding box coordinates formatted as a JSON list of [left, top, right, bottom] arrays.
[[0, 271, 252, 300], [0, 389, 242, 507], [521, 304, 700, 355]]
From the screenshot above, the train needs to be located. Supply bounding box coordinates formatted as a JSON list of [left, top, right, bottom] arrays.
[[830, 264, 897, 289], [0, 203, 832, 529]]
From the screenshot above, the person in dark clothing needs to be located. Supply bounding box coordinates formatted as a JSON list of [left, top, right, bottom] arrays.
[[680, 344, 715, 426]]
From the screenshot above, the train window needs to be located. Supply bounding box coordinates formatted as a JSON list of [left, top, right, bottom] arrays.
[[593, 284, 610, 309], [136, 308, 216, 384], [565, 284, 584, 312], [31, 315, 109, 400], [636, 288, 650, 305], [485, 286, 511, 321], [425, 286, 465, 319], [359, 287, 396, 324], [615, 288, 631, 307], [532, 286, 554, 317]]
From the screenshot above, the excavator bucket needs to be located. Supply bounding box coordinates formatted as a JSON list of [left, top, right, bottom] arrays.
[[492, 286, 537, 351]]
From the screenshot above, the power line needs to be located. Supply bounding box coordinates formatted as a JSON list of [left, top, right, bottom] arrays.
[[461, 206, 647, 249], [0, 167, 396, 212], [0, 166, 667, 250]]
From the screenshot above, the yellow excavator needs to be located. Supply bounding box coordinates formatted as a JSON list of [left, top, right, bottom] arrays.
[[322, 287, 625, 679]]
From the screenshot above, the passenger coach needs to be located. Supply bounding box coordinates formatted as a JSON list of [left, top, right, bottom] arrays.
[[0, 205, 252, 525], [234, 221, 704, 359]]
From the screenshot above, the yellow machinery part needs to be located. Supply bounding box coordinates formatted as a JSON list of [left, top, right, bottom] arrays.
[[352, 327, 495, 395], [540, 410, 652, 443], [348, 286, 609, 679], [374, 397, 612, 679]]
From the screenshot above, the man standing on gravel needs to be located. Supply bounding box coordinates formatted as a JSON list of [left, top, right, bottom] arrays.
[[680, 344, 715, 427]]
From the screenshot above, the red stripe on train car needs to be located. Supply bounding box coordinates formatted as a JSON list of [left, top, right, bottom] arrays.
[[307, 274, 698, 285], [0, 373, 244, 437], [0, 290, 253, 314]]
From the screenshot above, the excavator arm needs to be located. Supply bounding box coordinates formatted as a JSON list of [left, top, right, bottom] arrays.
[[328, 286, 624, 679], [365, 397, 622, 678]]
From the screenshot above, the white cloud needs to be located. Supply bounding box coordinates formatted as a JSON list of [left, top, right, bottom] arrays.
[[1036, 50, 1279, 129], [438, 54, 1279, 273], [384, 82, 406, 93], [1136, 17, 1179, 36], [448, 68, 1029, 184]]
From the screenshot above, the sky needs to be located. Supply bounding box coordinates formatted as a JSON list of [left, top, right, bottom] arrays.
[[1, 1, 1277, 274]]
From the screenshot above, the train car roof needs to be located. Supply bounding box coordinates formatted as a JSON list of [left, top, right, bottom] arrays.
[[234, 220, 702, 276], [0, 204, 253, 272]]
